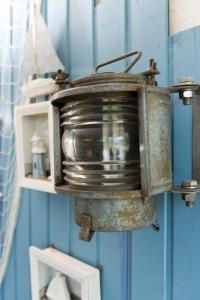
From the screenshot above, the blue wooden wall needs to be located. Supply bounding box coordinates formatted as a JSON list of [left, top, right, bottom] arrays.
[[1, 1, 200, 299]]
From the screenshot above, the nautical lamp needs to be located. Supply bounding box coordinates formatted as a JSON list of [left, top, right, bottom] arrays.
[[51, 50, 200, 241]]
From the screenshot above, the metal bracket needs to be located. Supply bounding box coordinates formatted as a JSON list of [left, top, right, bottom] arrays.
[[169, 78, 200, 206], [169, 77, 200, 105], [172, 180, 200, 207], [51, 69, 70, 89], [140, 58, 160, 86], [79, 214, 95, 242]]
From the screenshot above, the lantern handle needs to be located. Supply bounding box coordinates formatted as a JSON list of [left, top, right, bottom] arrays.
[[93, 50, 142, 74]]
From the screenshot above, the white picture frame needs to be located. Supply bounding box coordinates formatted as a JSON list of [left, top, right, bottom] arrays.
[[29, 246, 101, 300]]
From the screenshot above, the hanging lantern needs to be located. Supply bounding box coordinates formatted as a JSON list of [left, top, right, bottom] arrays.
[[51, 50, 200, 241]]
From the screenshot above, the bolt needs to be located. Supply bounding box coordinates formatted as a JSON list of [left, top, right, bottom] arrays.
[[181, 180, 198, 208], [182, 180, 198, 188], [179, 90, 194, 105], [182, 192, 196, 208], [186, 201, 195, 208]]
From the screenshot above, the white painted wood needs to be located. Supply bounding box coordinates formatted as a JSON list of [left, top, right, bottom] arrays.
[[14, 102, 55, 193], [29, 247, 101, 300], [20, 178, 55, 194], [170, 0, 200, 35]]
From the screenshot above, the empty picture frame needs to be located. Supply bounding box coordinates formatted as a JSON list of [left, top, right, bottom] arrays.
[[29, 246, 101, 300]]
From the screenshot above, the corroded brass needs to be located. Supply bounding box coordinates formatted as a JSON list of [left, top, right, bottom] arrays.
[[51, 51, 172, 241]]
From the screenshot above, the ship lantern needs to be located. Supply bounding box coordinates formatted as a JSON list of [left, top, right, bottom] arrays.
[[51, 50, 199, 241]]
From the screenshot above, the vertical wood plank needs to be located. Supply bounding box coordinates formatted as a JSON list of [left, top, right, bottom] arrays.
[[129, 1, 169, 299], [48, 194, 71, 253], [128, 0, 168, 85], [1, 238, 16, 300], [15, 189, 31, 300], [69, 0, 94, 78], [47, 0, 69, 69], [95, 0, 126, 72], [30, 191, 49, 248], [170, 27, 200, 300]]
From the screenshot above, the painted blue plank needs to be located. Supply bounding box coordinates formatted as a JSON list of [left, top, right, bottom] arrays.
[[170, 27, 200, 300], [132, 195, 169, 300], [30, 191, 49, 248], [48, 194, 71, 253], [97, 233, 128, 300], [69, 0, 94, 78], [95, 0, 126, 72], [128, 0, 168, 86], [172, 29, 196, 184], [1, 237, 16, 300], [15, 189, 31, 300], [47, 0, 69, 69], [128, 1, 169, 299]]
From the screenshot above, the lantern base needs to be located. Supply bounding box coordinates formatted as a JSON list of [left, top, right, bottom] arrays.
[[75, 196, 155, 241]]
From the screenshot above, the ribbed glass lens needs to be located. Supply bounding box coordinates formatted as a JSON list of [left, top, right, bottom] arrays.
[[61, 96, 141, 190]]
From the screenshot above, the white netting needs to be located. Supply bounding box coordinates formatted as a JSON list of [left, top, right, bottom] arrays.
[[0, 0, 30, 284]]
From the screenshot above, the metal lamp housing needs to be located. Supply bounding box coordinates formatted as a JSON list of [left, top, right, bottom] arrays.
[[51, 53, 172, 241]]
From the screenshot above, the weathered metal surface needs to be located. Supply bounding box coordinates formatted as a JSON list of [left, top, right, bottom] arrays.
[[75, 196, 155, 233], [51, 82, 168, 106], [52, 105, 63, 184], [51, 56, 173, 240], [54, 183, 143, 199], [52, 55, 160, 89], [79, 214, 94, 241], [69, 73, 146, 88], [138, 86, 172, 196]]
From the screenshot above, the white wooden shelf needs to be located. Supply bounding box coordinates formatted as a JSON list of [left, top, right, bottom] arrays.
[[20, 178, 54, 194], [14, 101, 56, 193], [29, 246, 101, 300]]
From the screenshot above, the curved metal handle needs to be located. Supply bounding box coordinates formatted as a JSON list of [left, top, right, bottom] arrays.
[[93, 50, 142, 74]]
